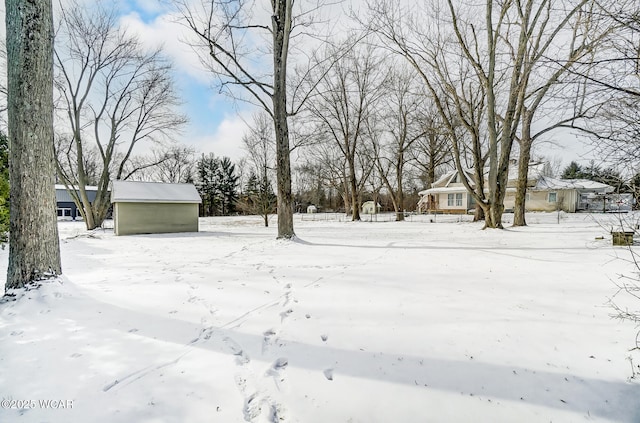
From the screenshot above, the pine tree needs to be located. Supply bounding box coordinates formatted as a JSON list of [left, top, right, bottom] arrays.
[[196, 154, 220, 217], [239, 171, 277, 226], [195, 154, 239, 216], [561, 161, 584, 179], [218, 157, 239, 215]]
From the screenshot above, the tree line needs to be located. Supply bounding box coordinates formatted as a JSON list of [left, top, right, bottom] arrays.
[[3, 0, 639, 289]]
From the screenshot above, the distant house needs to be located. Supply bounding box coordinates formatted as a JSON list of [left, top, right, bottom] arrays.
[[110, 180, 202, 236], [307, 205, 318, 214], [55, 184, 99, 220], [417, 169, 477, 214], [362, 201, 381, 214], [418, 163, 620, 214], [526, 176, 616, 213]]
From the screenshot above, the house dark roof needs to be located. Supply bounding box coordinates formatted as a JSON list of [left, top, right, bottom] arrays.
[[55, 184, 99, 203], [110, 180, 201, 204]]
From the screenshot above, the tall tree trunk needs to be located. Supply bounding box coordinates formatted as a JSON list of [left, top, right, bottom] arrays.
[[6, 0, 61, 289], [272, 0, 295, 239], [513, 118, 532, 227], [396, 163, 405, 221], [348, 161, 360, 221]]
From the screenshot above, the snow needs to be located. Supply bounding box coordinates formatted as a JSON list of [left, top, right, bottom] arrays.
[[535, 177, 614, 192], [1, 212, 640, 422], [111, 180, 201, 203]]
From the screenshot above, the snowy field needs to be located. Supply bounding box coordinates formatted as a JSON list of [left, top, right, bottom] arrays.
[[1, 212, 640, 423]]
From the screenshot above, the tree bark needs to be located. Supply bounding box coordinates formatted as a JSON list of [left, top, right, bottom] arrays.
[[6, 0, 61, 288], [272, 0, 295, 238], [395, 159, 405, 221], [348, 161, 361, 221], [513, 115, 533, 226]]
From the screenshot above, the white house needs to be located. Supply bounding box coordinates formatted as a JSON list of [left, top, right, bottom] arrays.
[[417, 169, 477, 214], [418, 163, 619, 214]]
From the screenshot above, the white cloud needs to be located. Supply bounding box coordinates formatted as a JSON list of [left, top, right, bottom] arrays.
[[118, 11, 212, 84], [189, 113, 254, 161]]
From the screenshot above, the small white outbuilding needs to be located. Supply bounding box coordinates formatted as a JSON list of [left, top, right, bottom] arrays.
[[111, 180, 202, 236], [361, 201, 381, 215], [307, 205, 318, 214]]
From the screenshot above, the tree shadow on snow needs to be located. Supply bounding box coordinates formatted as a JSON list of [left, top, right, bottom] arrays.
[[30, 282, 637, 423]]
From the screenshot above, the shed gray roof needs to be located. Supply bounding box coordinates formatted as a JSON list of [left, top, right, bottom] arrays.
[[55, 184, 99, 203], [111, 180, 202, 204]]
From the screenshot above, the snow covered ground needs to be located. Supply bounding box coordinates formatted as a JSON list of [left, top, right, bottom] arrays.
[[1, 212, 640, 423]]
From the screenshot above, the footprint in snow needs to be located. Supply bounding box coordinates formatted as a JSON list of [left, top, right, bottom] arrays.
[[223, 337, 250, 365], [262, 329, 277, 353], [266, 358, 289, 391], [279, 308, 293, 322], [320, 334, 328, 342], [323, 368, 334, 381]]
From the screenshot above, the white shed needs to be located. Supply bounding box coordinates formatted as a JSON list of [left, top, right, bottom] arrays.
[[111, 180, 201, 236], [362, 201, 381, 214], [307, 205, 318, 214]]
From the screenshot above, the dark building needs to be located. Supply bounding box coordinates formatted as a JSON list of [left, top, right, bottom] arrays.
[[55, 185, 99, 220]]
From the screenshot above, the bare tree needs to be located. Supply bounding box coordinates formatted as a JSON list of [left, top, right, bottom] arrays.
[[5, 0, 61, 289], [239, 113, 277, 226], [366, 0, 596, 228], [564, 1, 640, 168], [365, 1, 491, 223], [373, 67, 442, 221], [306, 43, 386, 221], [509, 0, 612, 226], [409, 111, 453, 191], [54, 1, 186, 230], [125, 145, 196, 183], [178, 0, 331, 238], [301, 140, 351, 212]]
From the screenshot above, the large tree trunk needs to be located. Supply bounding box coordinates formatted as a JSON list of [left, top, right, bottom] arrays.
[[348, 161, 360, 221], [272, 0, 295, 239], [6, 0, 61, 289], [395, 184, 405, 222], [513, 120, 532, 227]]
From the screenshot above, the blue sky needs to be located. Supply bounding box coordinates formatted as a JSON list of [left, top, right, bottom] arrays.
[[115, 0, 597, 172], [117, 0, 254, 161]]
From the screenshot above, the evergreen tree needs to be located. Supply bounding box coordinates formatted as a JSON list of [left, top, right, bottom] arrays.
[[195, 154, 239, 216], [561, 161, 585, 179], [218, 157, 239, 215], [196, 153, 220, 217], [239, 171, 277, 226]]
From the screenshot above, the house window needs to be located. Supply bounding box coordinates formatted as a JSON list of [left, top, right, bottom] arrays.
[[447, 193, 454, 206], [455, 193, 463, 206], [548, 192, 557, 203], [57, 208, 72, 219]]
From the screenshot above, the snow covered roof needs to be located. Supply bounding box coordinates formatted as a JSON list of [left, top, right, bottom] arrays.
[[55, 184, 99, 191], [533, 176, 614, 192], [421, 168, 475, 194], [419, 186, 468, 195], [55, 184, 100, 203], [111, 180, 202, 204]]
